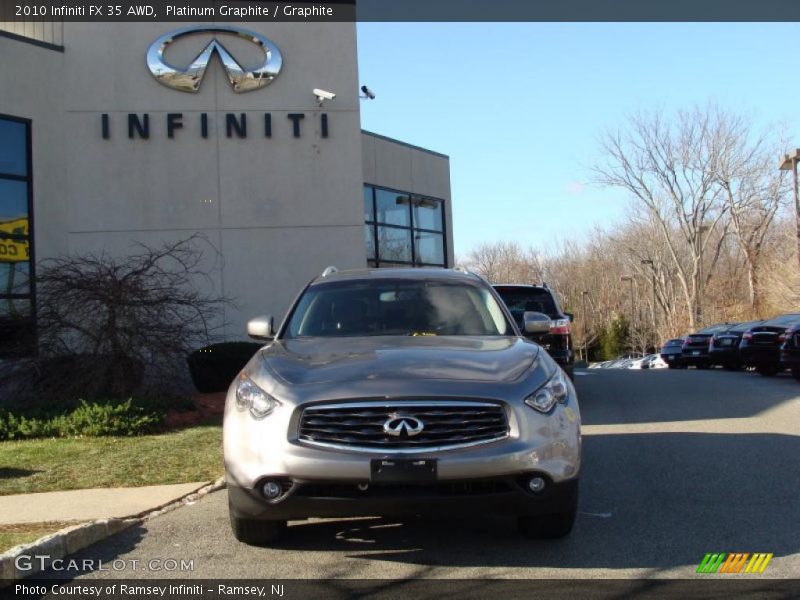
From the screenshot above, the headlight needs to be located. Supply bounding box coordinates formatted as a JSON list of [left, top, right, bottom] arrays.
[[524, 369, 569, 414], [236, 375, 280, 419]]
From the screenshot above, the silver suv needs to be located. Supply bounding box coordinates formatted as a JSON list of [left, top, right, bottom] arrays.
[[224, 267, 581, 544]]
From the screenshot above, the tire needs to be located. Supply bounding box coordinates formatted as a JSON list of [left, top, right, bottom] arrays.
[[792, 367, 800, 382], [518, 483, 578, 539], [756, 364, 778, 377], [563, 366, 575, 381], [696, 362, 710, 370], [229, 509, 286, 546]]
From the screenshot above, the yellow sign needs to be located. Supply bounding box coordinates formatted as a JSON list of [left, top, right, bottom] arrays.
[[0, 218, 29, 263]]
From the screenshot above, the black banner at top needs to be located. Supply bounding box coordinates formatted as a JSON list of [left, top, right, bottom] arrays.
[[1, 0, 800, 22]]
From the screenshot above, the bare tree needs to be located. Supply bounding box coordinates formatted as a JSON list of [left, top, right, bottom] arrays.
[[5, 235, 230, 405], [465, 241, 544, 284], [715, 121, 788, 315], [595, 106, 735, 328]]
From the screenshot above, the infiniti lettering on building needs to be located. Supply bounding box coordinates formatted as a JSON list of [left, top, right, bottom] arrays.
[[102, 26, 328, 140]]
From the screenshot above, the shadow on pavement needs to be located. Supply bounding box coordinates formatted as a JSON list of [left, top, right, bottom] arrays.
[[270, 432, 799, 572], [577, 369, 800, 425]]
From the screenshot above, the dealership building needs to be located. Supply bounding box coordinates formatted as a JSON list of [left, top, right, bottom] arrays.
[[0, 20, 453, 355]]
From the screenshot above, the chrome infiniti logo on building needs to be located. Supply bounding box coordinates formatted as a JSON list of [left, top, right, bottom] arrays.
[[383, 415, 425, 437], [146, 26, 282, 93]]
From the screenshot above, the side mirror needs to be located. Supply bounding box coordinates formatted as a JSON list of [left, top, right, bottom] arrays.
[[523, 311, 551, 334], [247, 315, 275, 341], [564, 312, 574, 322]]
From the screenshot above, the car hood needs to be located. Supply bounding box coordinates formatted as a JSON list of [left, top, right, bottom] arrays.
[[255, 336, 539, 386]]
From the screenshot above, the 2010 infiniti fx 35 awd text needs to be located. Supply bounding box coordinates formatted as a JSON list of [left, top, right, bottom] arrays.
[[224, 267, 581, 545]]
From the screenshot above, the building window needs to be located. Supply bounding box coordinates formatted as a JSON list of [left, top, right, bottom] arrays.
[[0, 115, 35, 357], [364, 184, 447, 268]]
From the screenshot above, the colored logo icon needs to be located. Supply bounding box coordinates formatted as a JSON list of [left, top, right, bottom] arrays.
[[697, 552, 773, 574]]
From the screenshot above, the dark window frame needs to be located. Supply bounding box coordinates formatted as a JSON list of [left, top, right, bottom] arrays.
[[363, 183, 448, 268], [0, 113, 36, 357]]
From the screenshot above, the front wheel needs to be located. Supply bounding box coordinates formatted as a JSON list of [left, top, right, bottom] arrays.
[[792, 367, 800, 382], [229, 509, 286, 546]]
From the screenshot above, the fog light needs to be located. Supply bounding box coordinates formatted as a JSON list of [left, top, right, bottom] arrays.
[[528, 476, 546, 493], [262, 480, 282, 500]]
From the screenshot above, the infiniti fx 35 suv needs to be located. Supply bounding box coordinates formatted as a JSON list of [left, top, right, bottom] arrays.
[[224, 267, 582, 545]]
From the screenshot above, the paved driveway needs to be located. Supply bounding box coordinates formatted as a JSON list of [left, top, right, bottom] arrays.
[[40, 368, 800, 580]]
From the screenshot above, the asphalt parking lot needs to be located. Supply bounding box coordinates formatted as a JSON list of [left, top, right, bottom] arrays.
[[42, 368, 800, 580]]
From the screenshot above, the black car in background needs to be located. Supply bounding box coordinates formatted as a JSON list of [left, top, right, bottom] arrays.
[[708, 320, 763, 370], [493, 284, 574, 378], [681, 324, 730, 369], [739, 313, 800, 376], [779, 323, 800, 381], [659, 338, 686, 368]]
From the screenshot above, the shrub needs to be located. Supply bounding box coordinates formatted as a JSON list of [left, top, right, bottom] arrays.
[[0, 235, 231, 408], [0, 399, 164, 441], [187, 342, 262, 393]]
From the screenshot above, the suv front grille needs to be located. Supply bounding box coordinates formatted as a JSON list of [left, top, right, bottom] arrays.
[[297, 401, 509, 452]]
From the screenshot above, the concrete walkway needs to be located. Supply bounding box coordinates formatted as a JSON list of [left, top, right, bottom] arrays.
[[0, 482, 209, 524]]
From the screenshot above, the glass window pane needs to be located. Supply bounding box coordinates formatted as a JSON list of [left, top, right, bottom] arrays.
[[363, 186, 374, 222], [414, 231, 445, 265], [0, 298, 31, 318], [377, 226, 412, 262], [375, 189, 411, 227], [413, 198, 443, 231], [0, 262, 30, 295], [364, 224, 376, 260], [0, 179, 28, 221], [0, 119, 27, 177]]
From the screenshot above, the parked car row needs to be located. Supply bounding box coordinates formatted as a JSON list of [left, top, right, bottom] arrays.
[[659, 313, 800, 379]]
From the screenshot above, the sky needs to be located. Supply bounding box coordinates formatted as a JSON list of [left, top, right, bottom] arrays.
[[356, 23, 800, 259]]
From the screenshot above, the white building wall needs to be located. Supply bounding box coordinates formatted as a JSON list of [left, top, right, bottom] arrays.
[[361, 131, 454, 266], [0, 22, 453, 346]]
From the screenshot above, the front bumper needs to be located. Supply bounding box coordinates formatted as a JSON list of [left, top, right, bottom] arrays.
[[228, 476, 579, 520], [224, 374, 582, 521]]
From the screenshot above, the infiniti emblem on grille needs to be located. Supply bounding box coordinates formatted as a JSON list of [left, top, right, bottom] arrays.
[[383, 415, 424, 437]]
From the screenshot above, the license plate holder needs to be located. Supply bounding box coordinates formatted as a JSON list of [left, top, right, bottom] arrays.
[[692, 351, 700, 355], [370, 458, 437, 482]]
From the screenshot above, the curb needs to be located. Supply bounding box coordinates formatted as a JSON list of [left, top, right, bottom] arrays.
[[0, 477, 225, 584]]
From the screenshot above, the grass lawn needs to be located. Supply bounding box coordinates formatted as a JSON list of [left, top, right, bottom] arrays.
[[0, 425, 223, 496], [0, 522, 79, 551]]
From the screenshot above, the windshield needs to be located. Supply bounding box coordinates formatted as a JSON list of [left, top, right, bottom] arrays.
[[284, 279, 513, 338]]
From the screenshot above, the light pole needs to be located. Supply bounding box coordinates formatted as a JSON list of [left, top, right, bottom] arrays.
[[779, 149, 800, 272], [620, 275, 635, 351], [641, 259, 657, 350], [581, 290, 589, 362], [697, 224, 710, 327]]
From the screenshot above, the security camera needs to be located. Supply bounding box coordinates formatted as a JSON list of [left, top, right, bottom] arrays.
[[313, 89, 336, 104], [360, 85, 376, 100]]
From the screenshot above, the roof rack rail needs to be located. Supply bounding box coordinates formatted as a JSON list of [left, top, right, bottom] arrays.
[[320, 266, 339, 277], [453, 266, 471, 274]]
